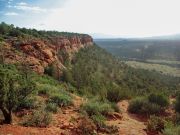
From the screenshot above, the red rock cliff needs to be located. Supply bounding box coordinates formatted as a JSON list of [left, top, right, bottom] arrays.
[[3, 35, 93, 74]]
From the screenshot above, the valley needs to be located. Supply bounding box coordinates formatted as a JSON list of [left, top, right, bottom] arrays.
[[0, 23, 180, 135]]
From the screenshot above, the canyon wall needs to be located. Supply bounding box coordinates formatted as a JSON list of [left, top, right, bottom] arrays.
[[3, 35, 93, 74]]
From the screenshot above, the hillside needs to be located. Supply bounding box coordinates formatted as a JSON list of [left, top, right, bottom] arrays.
[[0, 22, 93, 75], [0, 23, 180, 135]]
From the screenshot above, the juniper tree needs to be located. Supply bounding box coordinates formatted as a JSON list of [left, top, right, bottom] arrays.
[[0, 64, 35, 124]]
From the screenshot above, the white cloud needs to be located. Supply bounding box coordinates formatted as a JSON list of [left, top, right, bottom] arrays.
[[5, 12, 18, 16], [37, 0, 180, 37], [14, 3, 47, 13], [5, 0, 180, 37], [7, 0, 13, 4], [17, 2, 28, 6]]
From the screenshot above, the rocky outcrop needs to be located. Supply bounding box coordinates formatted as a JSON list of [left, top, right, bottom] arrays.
[[3, 35, 93, 74]]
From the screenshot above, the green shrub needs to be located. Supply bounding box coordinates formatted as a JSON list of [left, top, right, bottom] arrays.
[[23, 108, 52, 127], [82, 100, 113, 116], [77, 116, 97, 135], [175, 95, 180, 113], [128, 98, 145, 113], [48, 94, 72, 107], [45, 103, 58, 113], [91, 114, 106, 128], [163, 122, 180, 135], [129, 94, 169, 115], [148, 93, 169, 108], [107, 86, 122, 102], [141, 101, 161, 114], [111, 103, 121, 113], [37, 84, 58, 96], [174, 113, 180, 125], [147, 115, 165, 132], [16, 97, 37, 111]]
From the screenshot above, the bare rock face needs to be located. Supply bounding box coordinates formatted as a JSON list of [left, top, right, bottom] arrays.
[[3, 35, 93, 74]]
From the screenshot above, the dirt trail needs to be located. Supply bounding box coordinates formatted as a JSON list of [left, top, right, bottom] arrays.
[[0, 97, 148, 135], [107, 100, 147, 135]]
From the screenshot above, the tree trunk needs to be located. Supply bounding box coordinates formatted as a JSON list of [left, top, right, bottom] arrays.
[[0, 107, 12, 124]]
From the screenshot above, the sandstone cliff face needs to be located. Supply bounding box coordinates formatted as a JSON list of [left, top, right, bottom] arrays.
[[3, 35, 93, 74]]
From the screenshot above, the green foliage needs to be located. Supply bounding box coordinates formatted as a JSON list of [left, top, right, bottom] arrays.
[[174, 113, 180, 125], [77, 116, 97, 135], [163, 121, 180, 135], [95, 39, 180, 61], [63, 45, 179, 100], [16, 97, 37, 111], [0, 22, 88, 39], [82, 100, 113, 116], [48, 93, 72, 107], [91, 114, 106, 127], [175, 94, 180, 113], [44, 63, 60, 80], [148, 93, 169, 108], [45, 103, 58, 113], [141, 102, 161, 114], [147, 115, 165, 132], [128, 93, 169, 114], [37, 84, 58, 96], [128, 98, 145, 114], [0, 64, 35, 123], [107, 83, 130, 102], [22, 107, 52, 127], [111, 102, 121, 113], [62, 69, 74, 84]]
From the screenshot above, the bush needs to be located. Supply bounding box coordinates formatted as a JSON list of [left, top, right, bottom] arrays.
[[148, 93, 169, 108], [175, 95, 180, 113], [107, 85, 122, 102], [16, 97, 37, 111], [23, 108, 52, 127], [111, 103, 121, 113], [37, 84, 58, 96], [91, 114, 106, 128], [45, 103, 58, 113], [82, 100, 113, 116], [147, 115, 165, 132], [163, 122, 180, 135], [128, 98, 145, 113], [141, 101, 161, 114], [174, 113, 180, 125], [128, 94, 169, 115], [76, 116, 97, 135], [48, 94, 72, 107]]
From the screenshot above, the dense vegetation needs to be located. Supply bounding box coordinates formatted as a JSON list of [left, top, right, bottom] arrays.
[[0, 22, 88, 41], [62, 45, 180, 98], [128, 93, 169, 115], [95, 39, 180, 61], [0, 22, 180, 134], [0, 63, 73, 125]]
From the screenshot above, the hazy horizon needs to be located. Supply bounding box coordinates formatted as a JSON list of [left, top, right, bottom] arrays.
[[1, 0, 180, 38]]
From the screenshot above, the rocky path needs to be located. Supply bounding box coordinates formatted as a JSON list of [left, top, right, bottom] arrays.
[[107, 100, 147, 135], [0, 97, 147, 135]]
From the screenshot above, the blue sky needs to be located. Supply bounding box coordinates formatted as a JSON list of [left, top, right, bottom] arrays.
[[0, 0, 180, 38]]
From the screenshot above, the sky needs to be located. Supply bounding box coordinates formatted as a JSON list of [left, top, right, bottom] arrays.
[[0, 0, 180, 38]]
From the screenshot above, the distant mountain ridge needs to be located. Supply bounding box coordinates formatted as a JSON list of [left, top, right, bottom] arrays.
[[94, 33, 180, 40]]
